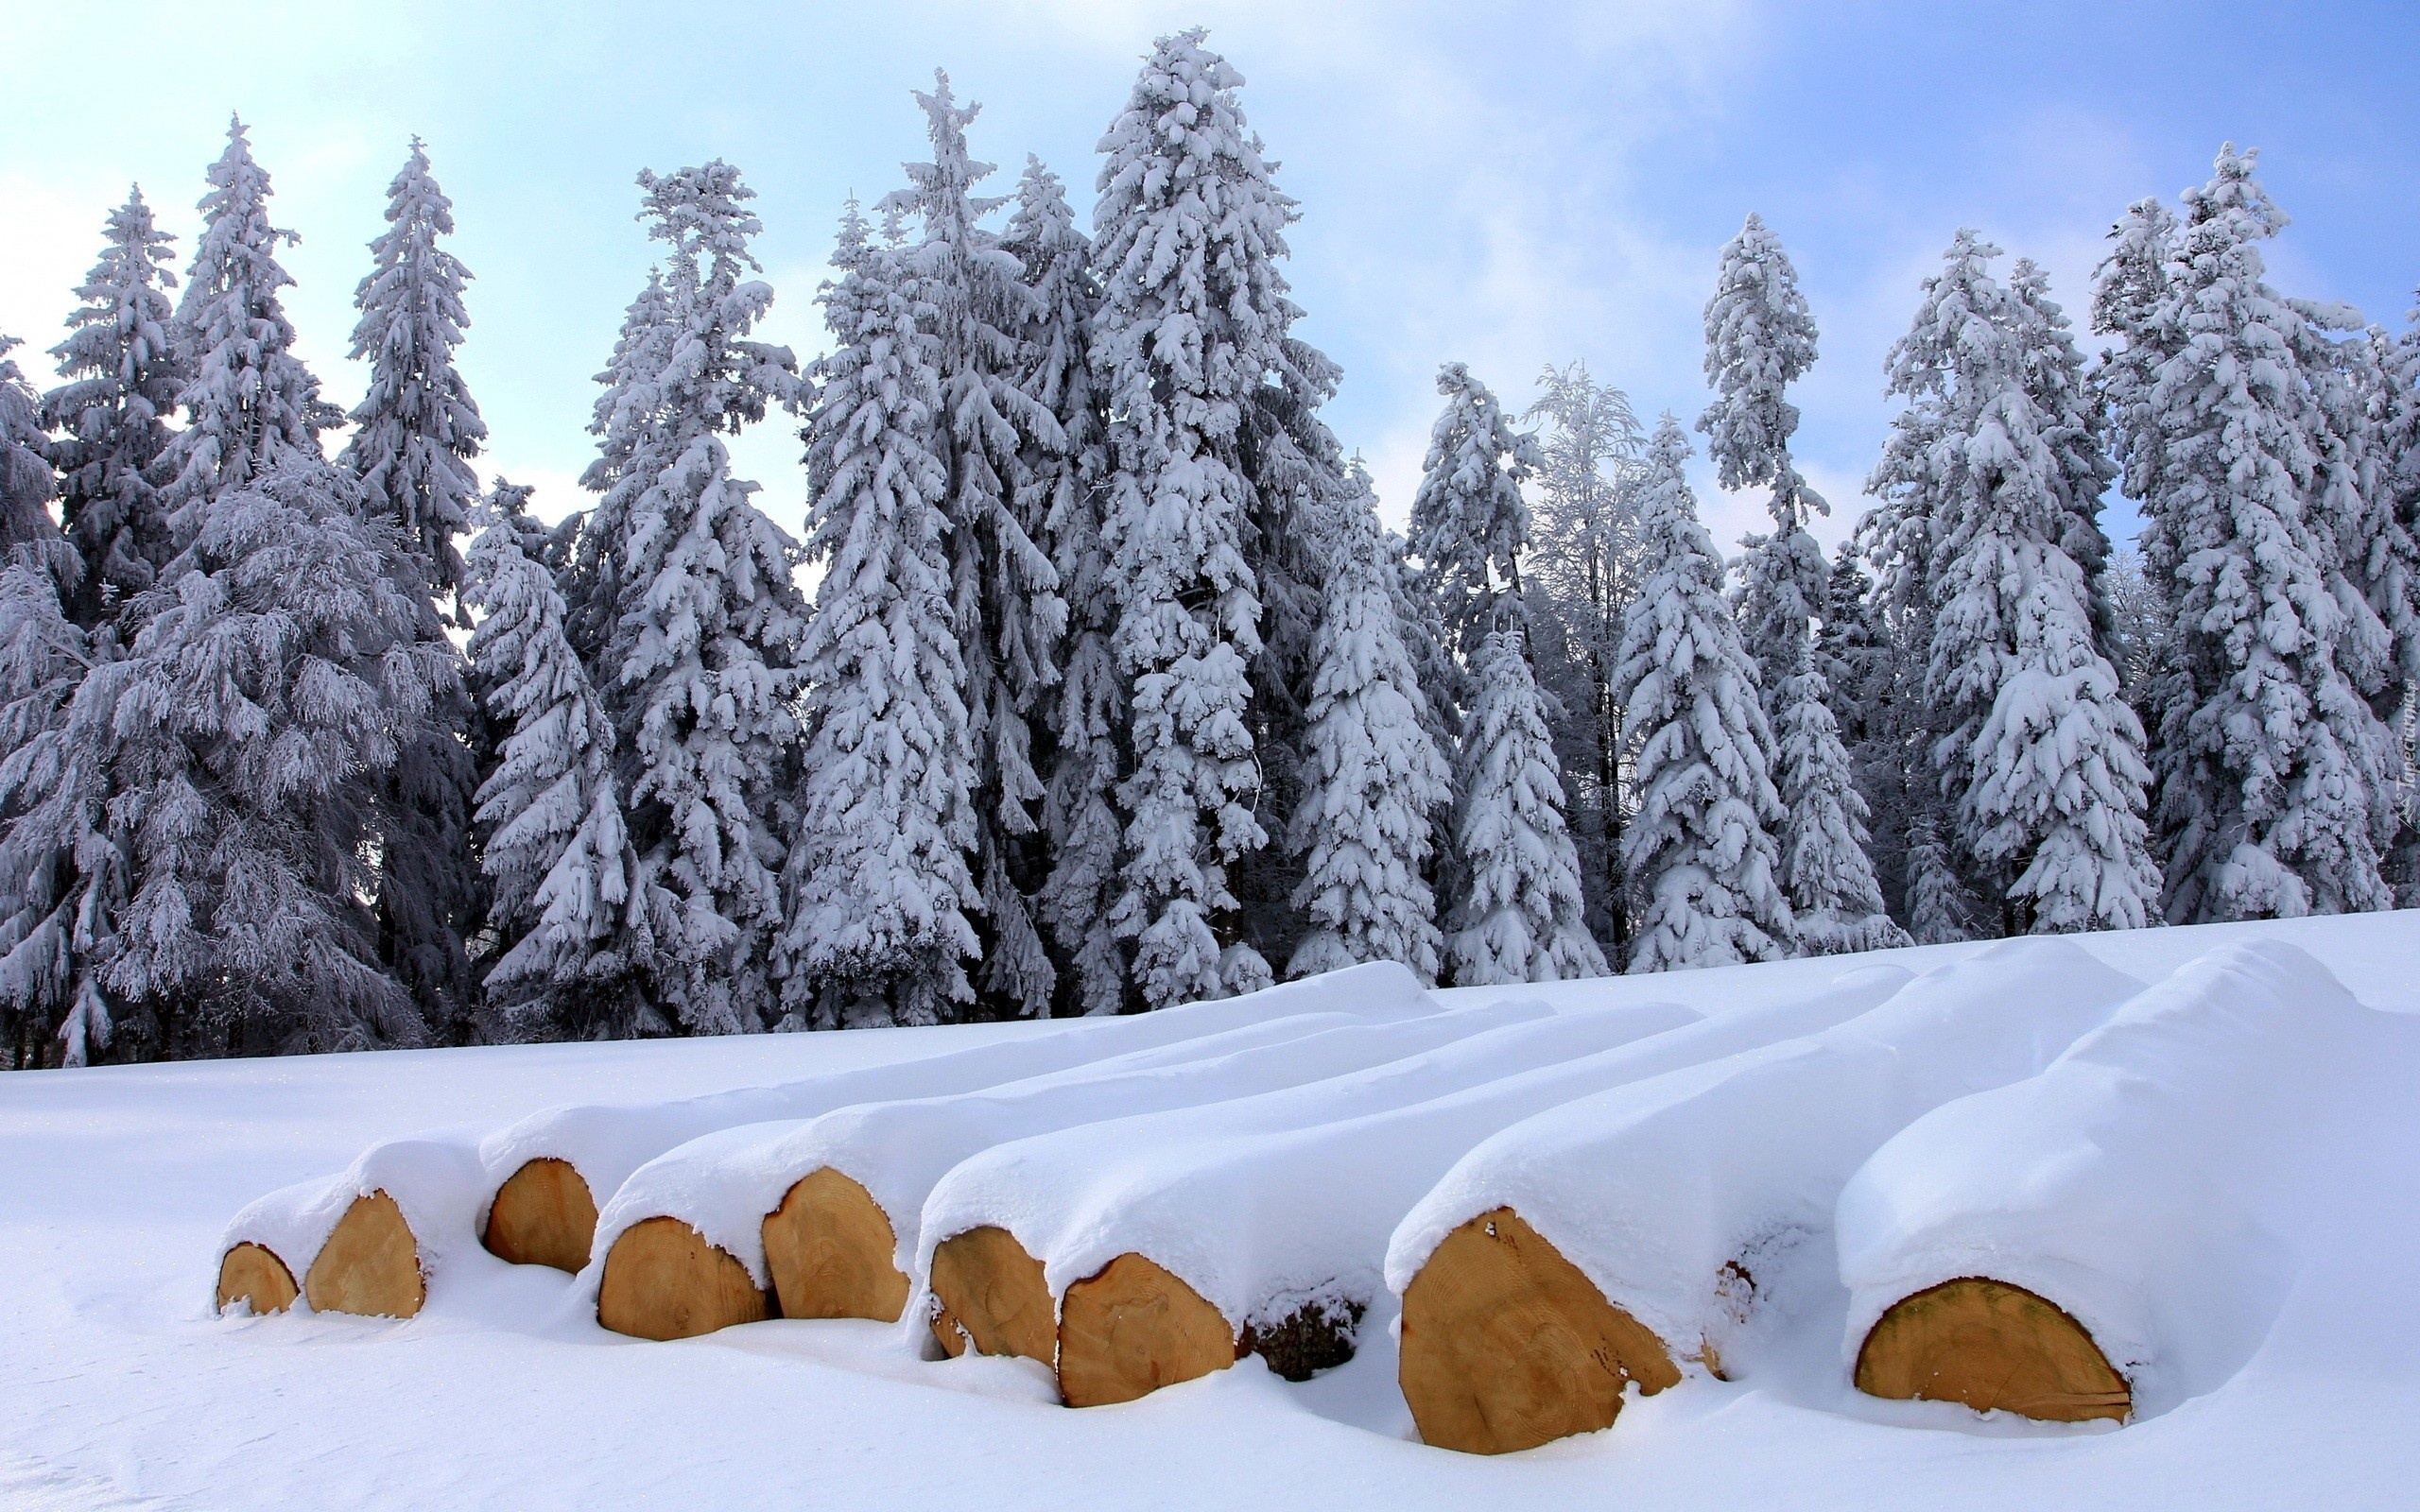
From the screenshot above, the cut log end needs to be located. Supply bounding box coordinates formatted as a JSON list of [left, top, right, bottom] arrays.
[[762, 1167, 910, 1323], [216, 1242, 299, 1316], [482, 1158, 598, 1273], [596, 1216, 771, 1341], [303, 1190, 425, 1318], [1399, 1207, 1682, 1455], [1855, 1277, 2131, 1423], [927, 1226, 1055, 1367], [1058, 1252, 1238, 1408]]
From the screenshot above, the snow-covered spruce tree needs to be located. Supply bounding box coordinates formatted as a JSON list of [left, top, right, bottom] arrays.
[[0, 561, 106, 1066], [884, 78, 1066, 1019], [2114, 146, 2400, 920], [1408, 361, 1543, 706], [564, 268, 676, 664], [340, 139, 487, 1039], [154, 119, 342, 546], [1091, 29, 1343, 1005], [42, 190, 181, 628], [340, 138, 485, 612], [780, 205, 977, 1029], [76, 467, 450, 1056], [0, 342, 61, 582], [2374, 304, 2420, 897], [1521, 361, 1648, 954], [1613, 416, 1793, 972], [1448, 627, 1608, 985], [1701, 214, 1896, 952], [579, 163, 805, 1034], [1288, 468, 1451, 981], [1011, 159, 1127, 1016], [464, 504, 643, 1039], [1875, 232, 2159, 934]]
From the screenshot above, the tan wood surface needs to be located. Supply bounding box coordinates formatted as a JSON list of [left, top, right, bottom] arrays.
[[1855, 1276, 2131, 1422], [762, 1167, 910, 1323], [303, 1190, 426, 1318], [927, 1226, 1056, 1366], [482, 1158, 598, 1273], [1399, 1207, 1681, 1454], [216, 1242, 299, 1315], [596, 1216, 771, 1340], [1057, 1251, 1238, 1407]]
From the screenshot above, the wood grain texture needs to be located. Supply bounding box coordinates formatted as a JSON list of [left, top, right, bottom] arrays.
[[1057, 1252, 1238, 1407], [596, 1216, 771, 1341], [927, 1226, 1056, 1367], [762, 1167, 910, 1323], [303, 1191, 426, 1318], [1855, 1277, 2131, 1422], [482, 1158, 599, 1273], [1399, 1207, 1681, 1454], [216, 1242, 299, 1315]]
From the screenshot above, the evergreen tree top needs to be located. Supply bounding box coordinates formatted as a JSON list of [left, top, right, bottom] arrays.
[[47, 188, 179, 411], [1700, 211, 1820, 498]]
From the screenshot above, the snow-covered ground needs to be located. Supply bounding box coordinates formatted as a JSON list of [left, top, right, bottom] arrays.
[[3, 913, 2417, 1511]]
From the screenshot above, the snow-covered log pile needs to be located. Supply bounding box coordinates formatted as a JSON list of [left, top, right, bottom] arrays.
[[203, 927, 2420, 1467]]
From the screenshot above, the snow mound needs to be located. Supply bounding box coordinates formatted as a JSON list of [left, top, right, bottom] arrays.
[[1836, 938, 2420, 1413], [1385, 936, 2145, 1367]]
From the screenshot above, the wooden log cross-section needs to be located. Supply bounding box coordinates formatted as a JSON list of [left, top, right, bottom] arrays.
[[596, 1216, 771, 1341], [482, 1158, 599, 1273], [927, 1226, 1057, 1367], [1855, 1277, 2131, 1422], [762, 1168, 910, 1323], [1057, 1253, 1240, 1408], [303, 1190, 426, 1318], [216, 1242, 299, 1315], [1398, 1207, 1682, 1455]]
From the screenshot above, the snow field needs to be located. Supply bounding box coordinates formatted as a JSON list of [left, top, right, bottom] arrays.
[[1835, 938, 2420, 1414], [1385, 936, 2146, 1373]]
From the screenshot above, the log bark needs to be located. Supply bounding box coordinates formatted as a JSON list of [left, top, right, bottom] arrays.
[[1398, 1207, 1679, 1453], [482, 1158, 598, 1273], [596, 1216, 771, 1341], [303, 1190, 426, 1318], [927, 1226, 1055, 1367], [1855, 1277, 2131, 1422], [1058, 1252, 1238, 1407], [216, 1241, 298, 1315], [762, 1167, 909, 1323]]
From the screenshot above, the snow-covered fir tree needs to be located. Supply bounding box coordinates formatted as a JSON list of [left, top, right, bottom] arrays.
[[884, 77, 1065, 1019], [1011, 159, 1127, 1016], [565, 267, 676, 663], [42, 191, 181, 627], [464, 497, 641, 1039], [154, 119, 342, 545], [1614, 416, 1794, 971], [340, 138, 485, 612], [1701, 213, 1897, 952], [579, 163, 806, 1033], [54, 467, 453, 1057], [1288, 466, 1451, 981], [2109, 146, 2400, 920], [0, 560, 105, 1065], [1408, 361, 1542, 705], [338, 140, 487, 1038], [0, 343, 60, 579], [1448, 627, 1608, 985], [1090, 28, 1340, 1005], [1876, 231, 2159, 934], [781, 205, 977, 1028]]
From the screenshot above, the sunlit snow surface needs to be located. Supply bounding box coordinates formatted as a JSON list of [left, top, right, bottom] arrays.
[[3, 914, 2417, 1511]]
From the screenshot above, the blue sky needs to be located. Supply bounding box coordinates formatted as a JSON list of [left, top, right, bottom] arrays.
[[4, 1, 2414, 553]]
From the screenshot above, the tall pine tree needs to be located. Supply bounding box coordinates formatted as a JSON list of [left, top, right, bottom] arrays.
[[1408, 361, 1541, 708], [43, 190, 181, 628]]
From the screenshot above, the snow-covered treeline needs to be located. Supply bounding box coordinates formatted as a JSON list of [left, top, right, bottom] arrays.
[[0, 33, 2412, 1067]]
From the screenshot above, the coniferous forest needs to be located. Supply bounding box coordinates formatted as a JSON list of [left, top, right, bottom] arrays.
[[4, 29, 2417, 1067]]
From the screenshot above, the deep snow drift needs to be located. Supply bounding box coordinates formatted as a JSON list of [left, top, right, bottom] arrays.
[[2, 912, 2417, 1511]]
